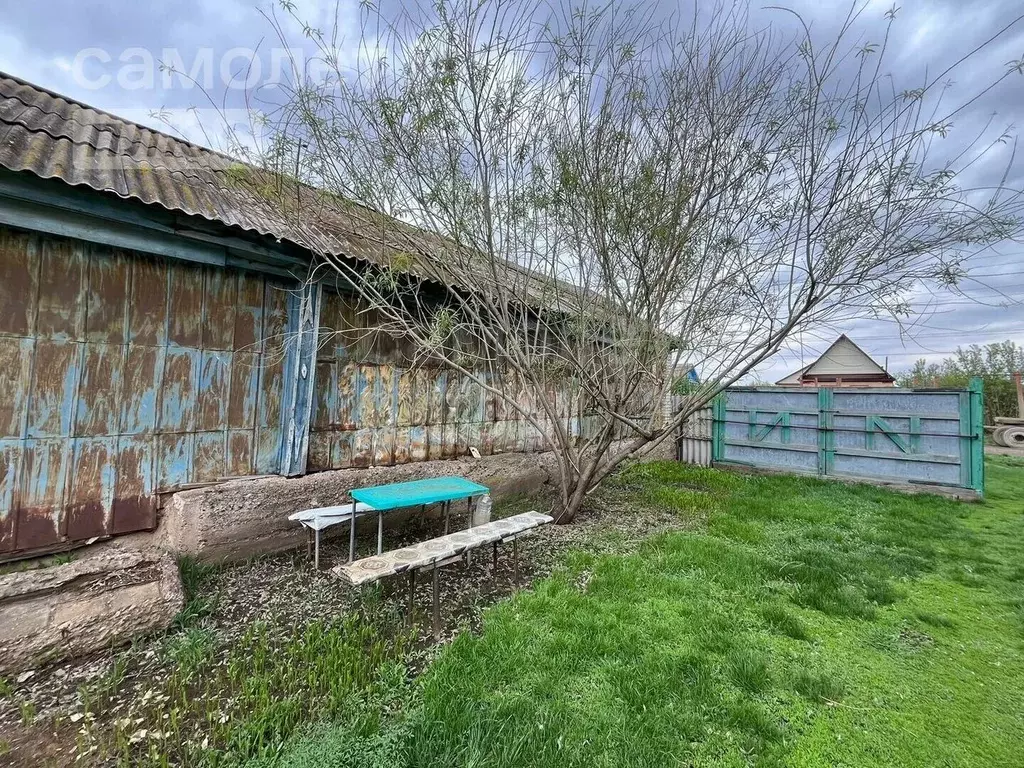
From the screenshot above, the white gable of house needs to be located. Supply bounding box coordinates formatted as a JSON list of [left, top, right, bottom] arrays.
[[804, 336, 888, 377]]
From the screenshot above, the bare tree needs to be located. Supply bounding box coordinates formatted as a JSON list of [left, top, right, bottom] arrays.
[[225, 0, 1023, 522]]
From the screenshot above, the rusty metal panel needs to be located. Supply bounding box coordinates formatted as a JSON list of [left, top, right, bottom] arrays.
[[168, 261, 204, 347], [397, 368, 414, 426], [393, 426, 410, 464], [112, 436, 156, 533], [18, 439, 68, 549], [128, 256, 168, 346], [85, 248, 129, 344], [120, 345, 163, 435], [156, 432, 191, 489], [234, 273, 264, 351], [253, 425, 282, 473], [36, 238, 85, 339], [159, 347, 199, 432], [478, 422, 493, 455], [352, 428, 374, 466], [202, 267, 237, 350], [337, 363, 358, 429], [66, 437, 115, 540], [75, 343, 124, 437], [459, 422, 478, 456], [307, 431, 333, 471], [193, 432, 226, 481], [196, 351, 230, 432], [411, 369, 430, 425], [0, 337, 31, 438], [409, 425, 427, 462], [26, 339, 78, 438], [0, 441, 22, 552], [374, 426, 396, 465], [254, 352, 285, 474], [378, 365, 397, 427], [263, 281, 291, 350], [228, 352, 259, 430], [427, 425, 444, 460], [227, 430, 255, 476], [358, 365, 378, 428], [0, 229, 38, 336], [312, 361, 337, 430], [333, 431, 354, 468]]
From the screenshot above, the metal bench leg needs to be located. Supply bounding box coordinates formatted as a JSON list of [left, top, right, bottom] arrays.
[[512, 538, 520, 586], [492, 540, 499, 577], [377, 511, 384, 555], [432, 567, 441, 640], [315, 528, 321, 571], [407, 570, 416, 625], [306, 528, 312, 560], [349, 500, 357, 563]]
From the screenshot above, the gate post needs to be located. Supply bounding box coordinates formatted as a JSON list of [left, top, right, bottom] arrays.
[[967, 376, 985, 495], [712, 393, 726, 463], [817, 387, 834, 477]]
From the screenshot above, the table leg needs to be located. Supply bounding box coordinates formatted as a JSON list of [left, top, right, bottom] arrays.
[[315, 528, 321, 571], [306, 527, 312, 560], [465, 497, 474, 567], [432, 567, 441, 640], [444, 501, 450, 535], [377, 510, 384, 555], [349, 500, 357, 563]]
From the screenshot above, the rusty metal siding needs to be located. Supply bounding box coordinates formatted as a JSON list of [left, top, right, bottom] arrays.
[[309, 290, 583, 470], [0, 227, 295, 558]]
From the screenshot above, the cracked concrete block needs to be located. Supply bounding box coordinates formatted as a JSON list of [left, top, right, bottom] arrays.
[[0, 549, 183, 676]]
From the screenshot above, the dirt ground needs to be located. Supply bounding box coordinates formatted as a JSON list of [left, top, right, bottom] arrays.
[[0, 485, 695, 767], [985, 444, 1024, 457]]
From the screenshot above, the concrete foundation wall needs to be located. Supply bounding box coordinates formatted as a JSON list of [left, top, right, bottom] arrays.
[[0, 549, 183, 675]]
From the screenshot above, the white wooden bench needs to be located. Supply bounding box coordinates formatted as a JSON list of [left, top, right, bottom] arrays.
[[288, 503, 377, 570], [332, 511, 554, 637]]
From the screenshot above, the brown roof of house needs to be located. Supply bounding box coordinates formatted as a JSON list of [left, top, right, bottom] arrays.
[[0, 72, 573, 306]]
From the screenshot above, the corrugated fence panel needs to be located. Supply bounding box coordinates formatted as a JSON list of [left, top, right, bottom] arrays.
[[0, 228, 302, 558], [712, 384, 984, 495], [675, 405, 712, 467]]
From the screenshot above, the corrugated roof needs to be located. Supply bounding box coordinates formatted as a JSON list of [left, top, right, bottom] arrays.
[[0, 71, 572, 305]]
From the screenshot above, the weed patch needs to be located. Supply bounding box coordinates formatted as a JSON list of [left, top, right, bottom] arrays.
[[76, 617, 412, 766]]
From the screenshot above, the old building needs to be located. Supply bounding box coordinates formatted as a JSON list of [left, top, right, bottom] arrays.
[[0, 72, 572, 562], [775, 335, 895, 388]]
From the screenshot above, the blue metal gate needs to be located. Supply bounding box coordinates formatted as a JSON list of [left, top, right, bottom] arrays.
[[711, 381, 985, 495]]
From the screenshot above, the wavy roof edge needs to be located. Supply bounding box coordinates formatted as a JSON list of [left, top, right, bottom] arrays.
[[0, 70, 591, 310]]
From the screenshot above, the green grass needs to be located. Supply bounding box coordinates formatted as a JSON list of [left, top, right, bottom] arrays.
[[172, 555, 219, 629], [401, 458, 1024, 767], [78, 618, 413, 767]]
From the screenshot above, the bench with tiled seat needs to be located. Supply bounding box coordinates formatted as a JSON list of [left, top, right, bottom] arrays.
[[333, 511, 554, 636]]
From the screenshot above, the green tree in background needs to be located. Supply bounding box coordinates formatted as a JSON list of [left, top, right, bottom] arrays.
[[898, 341, 1024, 424]]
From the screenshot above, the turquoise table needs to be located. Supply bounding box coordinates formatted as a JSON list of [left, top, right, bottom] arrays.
[[348, 476, 490, 562]]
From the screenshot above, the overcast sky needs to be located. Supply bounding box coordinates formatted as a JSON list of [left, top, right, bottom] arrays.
[[1, 0, 1022, 382]]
